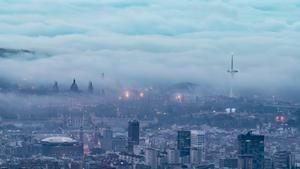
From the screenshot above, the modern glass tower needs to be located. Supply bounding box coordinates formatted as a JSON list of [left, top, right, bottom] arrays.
[[238, 131, 264, 169], [128, 120, 139, 152], [177, 130, 191, 157]]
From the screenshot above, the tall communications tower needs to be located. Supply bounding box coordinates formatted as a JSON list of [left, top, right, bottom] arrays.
[[227, 55, 238, 98]]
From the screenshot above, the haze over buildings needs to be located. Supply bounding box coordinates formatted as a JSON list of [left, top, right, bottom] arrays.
[[0, 1, 300, 169], [0, 0, 299, 94]]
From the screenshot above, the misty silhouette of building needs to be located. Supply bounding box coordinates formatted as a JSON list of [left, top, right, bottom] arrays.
[[145, 148, 158, 169], [0, 158, 81, 169], [238, 131, 264, 169], [79, 126, 84, 143], [70, 79, 79, 92], [264, 158, 272, 169], [52, 81, 59, 93], [128, 120, 139, 153], [101, 127, 113, 151], [177, 130, 191, 160], [219, 158, 238, 169], [196, 164, 215, 169], [273, 151, 294, 169], [113, 135, 127, 152], [190, 147, 203, 165], [167, 148, 179, 164], [88, 81, 93, 93]]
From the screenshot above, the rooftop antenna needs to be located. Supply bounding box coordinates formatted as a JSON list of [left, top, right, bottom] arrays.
[[227, 55, 238, 98]]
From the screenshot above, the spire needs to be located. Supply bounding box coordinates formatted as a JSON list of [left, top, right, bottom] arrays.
[[70, 78, 79, 92], [88, 81, 94, 93], [52, 81, 59, 93]]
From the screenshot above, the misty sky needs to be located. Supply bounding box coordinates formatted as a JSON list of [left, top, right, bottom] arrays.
[[0, 0, 300, 90]]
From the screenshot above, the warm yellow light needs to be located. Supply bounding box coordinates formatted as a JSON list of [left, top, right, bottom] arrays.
[[124, 91, 130, 98]]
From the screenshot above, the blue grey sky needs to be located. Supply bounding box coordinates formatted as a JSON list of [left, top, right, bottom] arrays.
[[0, 0, 299, 89]]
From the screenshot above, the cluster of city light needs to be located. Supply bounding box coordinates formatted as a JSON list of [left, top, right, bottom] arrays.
[[275, 115, 286, 123], [175, 94, 182, 102], [122, 90, 145, 99], [122, 91, 185, 102]]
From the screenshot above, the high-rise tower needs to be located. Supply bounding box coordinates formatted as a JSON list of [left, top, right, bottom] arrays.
[[238, 131, 264, 169], [128, 120, 139, 153], [177, 130, 191, 160]]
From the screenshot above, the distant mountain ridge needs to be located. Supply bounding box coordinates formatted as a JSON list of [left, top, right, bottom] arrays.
[[0, 48, 34, 58], [0, 48, 51, 60]]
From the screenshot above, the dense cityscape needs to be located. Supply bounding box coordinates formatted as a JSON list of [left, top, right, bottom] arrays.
[[1, 0, 300, 169], [0, 77, 299, 169]]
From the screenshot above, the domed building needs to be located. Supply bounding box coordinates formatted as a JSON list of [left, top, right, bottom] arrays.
[[41, 136, 83, 158], [70, 79, 79, 92]]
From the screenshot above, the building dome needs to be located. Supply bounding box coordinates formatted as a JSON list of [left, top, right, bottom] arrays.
[[41, 136, 77, 144], [41, 136, 83, 158]]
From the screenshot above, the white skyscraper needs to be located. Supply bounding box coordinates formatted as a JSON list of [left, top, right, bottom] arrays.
[[191, 130, 205, 162]]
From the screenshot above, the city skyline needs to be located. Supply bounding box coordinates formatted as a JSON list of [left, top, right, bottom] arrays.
[[0, 1, 300, 169]]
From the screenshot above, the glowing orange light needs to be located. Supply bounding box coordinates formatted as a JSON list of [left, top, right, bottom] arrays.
[[124, 91, 130, 98], [140, 92, 144, 97]]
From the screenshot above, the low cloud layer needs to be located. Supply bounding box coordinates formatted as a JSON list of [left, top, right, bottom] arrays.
[[0, 0, 299, 92]]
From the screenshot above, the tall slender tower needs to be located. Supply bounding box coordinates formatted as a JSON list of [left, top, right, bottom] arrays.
[[227, 55, 238, 98]]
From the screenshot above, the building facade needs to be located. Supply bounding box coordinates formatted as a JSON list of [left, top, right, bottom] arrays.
[[237, 132, 264, 169]]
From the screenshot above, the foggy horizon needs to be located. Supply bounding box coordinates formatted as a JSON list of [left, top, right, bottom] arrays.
[[0, 0, 300, 95]]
